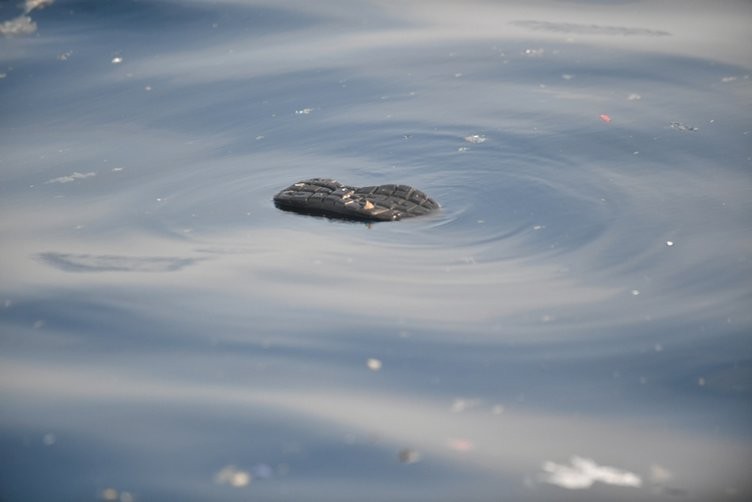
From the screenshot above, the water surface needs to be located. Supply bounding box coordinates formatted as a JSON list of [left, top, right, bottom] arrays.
[[1, 1, 751, 500]]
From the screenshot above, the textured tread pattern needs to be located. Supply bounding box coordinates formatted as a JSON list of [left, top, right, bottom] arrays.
[[273, 178, 439, 221]]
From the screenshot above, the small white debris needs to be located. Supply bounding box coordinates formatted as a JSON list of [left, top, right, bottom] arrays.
[[255, 135, 264, 140], [57, 51, 72, 61], [540, 456, 642, 489], [698, 377, 706, 386], [666, 240, 674, 247], [631, 289, 640, 296], [561, 74, 574, 80], [721, 76, 737, 83], [45, 171, 96, 184], [144, 85, 152, 91], [457, 146, 469, 152], [670, 121, 698, 132], [464, 134, 486, 144], [111, 56, 123, 64], [524, 48, 545, 57], [627, 93, 642, 101], [295, 107, 313, 115], [366, 358, 382, 371], [533, 225, 544, 230], [453, 72, 463, 78]]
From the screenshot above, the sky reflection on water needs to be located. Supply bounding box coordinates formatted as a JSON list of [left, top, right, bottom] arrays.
[[1, 0, 751, 500]]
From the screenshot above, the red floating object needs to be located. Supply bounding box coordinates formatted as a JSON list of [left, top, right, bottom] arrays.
[[599, 114, 612, 123]]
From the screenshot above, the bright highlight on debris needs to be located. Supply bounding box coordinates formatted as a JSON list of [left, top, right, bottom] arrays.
[[111, 56, 123, 64]]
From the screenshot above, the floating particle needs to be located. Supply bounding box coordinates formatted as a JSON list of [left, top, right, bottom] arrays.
[[698, 377, 706, 386], [627, 93, 641, 101], [366, 358, 382, 371], [533, 225, 544, 230], [491, 404, 505, 415], [447, 438, 474, 452], [523, 48, 545, 57], [457, 146, 469, 152], [650, 464, 673, 483], [670, 121, 698, 132], [631, 289, 640, 296], [561, 74, 574, 80], [295, 107, 313, 114], [450, 398, 480, 413], [144, 85, 152, 91], [112, 167, 124, 172], [111, 56, 123, 64], [464, 134, 486, 144], [453, 72, 463, 78], [666, 240, 674, 247], [101, 488, 118, 501], [398, 448, 421, 464], [57, 51, 72, 61], [721, 76, 737, 83], [599, 114, 612, 123], [214, 465, 252, 487]]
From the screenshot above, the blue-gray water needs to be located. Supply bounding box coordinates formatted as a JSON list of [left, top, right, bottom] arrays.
[[1, 1, 751, 500]]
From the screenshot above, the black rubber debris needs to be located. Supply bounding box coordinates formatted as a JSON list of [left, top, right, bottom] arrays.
[[273, 178, 439, 221]]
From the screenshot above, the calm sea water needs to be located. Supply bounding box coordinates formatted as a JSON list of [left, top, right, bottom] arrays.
[[1, 1, 751, 500]]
